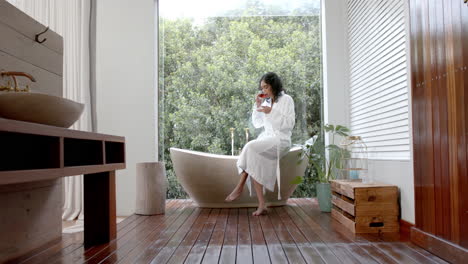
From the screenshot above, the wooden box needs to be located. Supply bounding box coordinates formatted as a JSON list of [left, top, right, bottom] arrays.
[[330, 180, 399, 233]]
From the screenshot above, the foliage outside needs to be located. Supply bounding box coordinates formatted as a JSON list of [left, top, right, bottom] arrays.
[[159, 3, 322, 198]]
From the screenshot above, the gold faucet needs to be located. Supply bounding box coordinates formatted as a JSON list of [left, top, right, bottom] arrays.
[[0, 71, 36, 92]]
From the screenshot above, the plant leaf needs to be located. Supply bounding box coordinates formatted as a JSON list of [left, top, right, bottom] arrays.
[[327, 144, 341, 151], [290, 176, 304, 185], [324, 124, 334, 132], [335, 125, 350, 133], [336, 131, 349, 137]]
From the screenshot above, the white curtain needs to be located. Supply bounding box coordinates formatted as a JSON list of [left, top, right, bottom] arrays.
[[7, 0, 93, 221]]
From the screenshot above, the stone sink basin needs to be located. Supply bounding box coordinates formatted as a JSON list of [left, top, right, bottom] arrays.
[[0, 92, 84, 128]]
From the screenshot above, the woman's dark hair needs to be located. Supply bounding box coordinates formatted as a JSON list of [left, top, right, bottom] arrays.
[[258, 72, 284, 101]]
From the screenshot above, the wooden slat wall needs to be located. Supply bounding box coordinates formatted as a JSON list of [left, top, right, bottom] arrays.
[[409, 0, 468, 257], [461, 0, 468, 249], [0, 0, 62, 54]]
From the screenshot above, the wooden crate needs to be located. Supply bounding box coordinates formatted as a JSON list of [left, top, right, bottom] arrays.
[[330, 180, 400, 233]]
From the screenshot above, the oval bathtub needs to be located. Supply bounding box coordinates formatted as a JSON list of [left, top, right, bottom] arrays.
[[170, 146, 308, 208]]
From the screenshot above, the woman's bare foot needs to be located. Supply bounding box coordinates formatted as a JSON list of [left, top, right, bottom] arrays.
[[252, 207, 267, 216], [225, 188, 242, 202]]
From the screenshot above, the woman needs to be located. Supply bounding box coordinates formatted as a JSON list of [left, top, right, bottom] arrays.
[[225, 72, 295, 216]]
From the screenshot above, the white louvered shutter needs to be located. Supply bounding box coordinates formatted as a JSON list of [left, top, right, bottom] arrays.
[[347, 0, 410, 160]]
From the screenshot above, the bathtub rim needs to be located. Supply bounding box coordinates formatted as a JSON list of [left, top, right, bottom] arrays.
[[169, 147, 239, 160], [169, 145, 303, 159]]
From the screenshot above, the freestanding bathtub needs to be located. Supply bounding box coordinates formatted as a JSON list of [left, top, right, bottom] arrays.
[[170, 146, 308, 208]]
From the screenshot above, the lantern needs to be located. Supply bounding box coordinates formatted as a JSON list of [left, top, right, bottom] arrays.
[[339, 136, 371, 183]]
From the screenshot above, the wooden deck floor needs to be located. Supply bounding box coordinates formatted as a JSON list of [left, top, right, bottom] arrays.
[[21, 198, 448, 264]]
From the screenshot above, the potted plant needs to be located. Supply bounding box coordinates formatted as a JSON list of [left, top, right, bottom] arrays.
[[297, 124, 350, 212]]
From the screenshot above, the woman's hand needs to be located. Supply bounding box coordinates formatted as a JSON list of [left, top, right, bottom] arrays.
[[255, 94, 263, 107], [256, 106, 272, 114]]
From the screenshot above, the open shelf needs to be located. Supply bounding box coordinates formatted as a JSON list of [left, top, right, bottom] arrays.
[[0, 131, 60, 171], [0, 118, 125, 184], [105, 141, 125, 164], [64, 138, 103, 167]]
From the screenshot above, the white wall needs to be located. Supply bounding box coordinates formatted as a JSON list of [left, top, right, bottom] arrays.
[[95, 0, 157, 216], [322, 0, 415, 223], [369, 160, 414, 223], [322, 0, 349, 132]]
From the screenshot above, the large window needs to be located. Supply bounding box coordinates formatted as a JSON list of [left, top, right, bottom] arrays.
[[159, 0, 322, 198]]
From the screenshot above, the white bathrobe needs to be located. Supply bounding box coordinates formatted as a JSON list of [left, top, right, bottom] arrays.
[[237, 91, 295, 199]]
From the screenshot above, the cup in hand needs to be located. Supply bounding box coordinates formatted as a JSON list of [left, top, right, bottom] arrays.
[[256, 93, 271, 111]]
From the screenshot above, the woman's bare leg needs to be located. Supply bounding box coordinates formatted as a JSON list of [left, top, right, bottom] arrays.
[[252, 178, 267, 216], [225, 171, 248, 202]]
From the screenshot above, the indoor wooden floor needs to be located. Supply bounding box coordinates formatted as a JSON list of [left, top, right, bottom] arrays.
[[20, 198, 448, 264]]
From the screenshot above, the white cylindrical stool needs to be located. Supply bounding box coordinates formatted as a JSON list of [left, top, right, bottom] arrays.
[[135, 162, 167, 215]]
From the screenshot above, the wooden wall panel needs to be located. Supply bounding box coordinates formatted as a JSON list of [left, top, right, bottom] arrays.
[[0, 0, 62, 97], [460, 0, 468, 249], [409, 0, 423, 232], [430, 0, 451, 241], [418, 0, 436, 234], [0, 50, 62, 96], [0, 0, 62, 54], [410, 0, 468, 260], [449, 0, 465, 246], [0, 22, 62, 76]]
